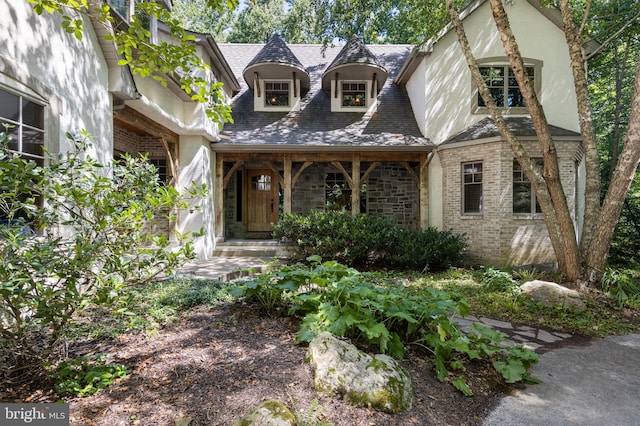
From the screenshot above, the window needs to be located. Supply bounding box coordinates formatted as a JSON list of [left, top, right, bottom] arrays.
[[513, 159, 542, 214], [251, 174, 272, 191], [325, 172, 366, 212], [0, 88, 45, 166], [265, 82, 289, 106], [342, 83, 366, 107], [462, 162, 483, 214], [148, 158, 169, 185], [478, 65, 535, 108]]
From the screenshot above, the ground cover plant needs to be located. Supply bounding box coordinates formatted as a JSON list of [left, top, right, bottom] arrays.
[[232, 257, 540, 395]]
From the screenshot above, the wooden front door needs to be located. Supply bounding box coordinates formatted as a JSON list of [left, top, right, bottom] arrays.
[[246, 169, 278, 232]]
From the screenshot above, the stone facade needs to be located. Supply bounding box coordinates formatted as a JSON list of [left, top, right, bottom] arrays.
[[438, 139, 581, 266], [223, 162, 420, 238]]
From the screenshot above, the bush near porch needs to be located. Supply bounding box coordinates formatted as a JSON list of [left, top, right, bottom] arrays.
[[273, 211, 467, 271]]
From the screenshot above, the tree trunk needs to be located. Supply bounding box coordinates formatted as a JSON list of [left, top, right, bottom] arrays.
[[558, 0, 602, 263], [585, 54, 640, 283], [488, 0, 582, 282]]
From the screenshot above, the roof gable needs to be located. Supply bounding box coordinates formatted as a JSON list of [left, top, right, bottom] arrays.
[[321, 35, 388, 91]]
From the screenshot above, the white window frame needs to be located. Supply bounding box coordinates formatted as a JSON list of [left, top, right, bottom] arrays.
[[0, 87, 46, 166], [264, 81, 290, 107], [473, 58, 542, 114], [462, 161, 483, 215], [341, 82, 367, 108], [513, 158, 543, 215]]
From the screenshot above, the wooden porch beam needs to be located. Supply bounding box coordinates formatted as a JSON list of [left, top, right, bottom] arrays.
[[351, 157, 361, 215], [215, 154, 224, 240], [283, 156, 292, 214], [223, 160, 244, 189], [292, 161, 313, 188], [400, 162, 420, 188], [331, 161, 353, 188], [360, 161, 380, 188]]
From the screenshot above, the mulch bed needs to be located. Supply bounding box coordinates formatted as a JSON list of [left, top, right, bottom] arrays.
[[54, 302, 509, 426]]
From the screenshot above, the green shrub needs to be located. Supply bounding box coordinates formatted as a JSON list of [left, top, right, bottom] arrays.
[[232, 258, 538, 394], [273, 211, 466, 271], [0, 130, 203, 382]]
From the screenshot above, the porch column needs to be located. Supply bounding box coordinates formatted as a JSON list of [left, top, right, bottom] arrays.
[[420, 153, 429, 230], [283, 155, 292, 214], [215, 153, 224, 241], [351, 156, 361, 215]]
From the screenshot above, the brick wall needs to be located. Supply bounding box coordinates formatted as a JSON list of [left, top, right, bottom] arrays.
[[113, 124, 172, 237], [438, 139, 581, 266]]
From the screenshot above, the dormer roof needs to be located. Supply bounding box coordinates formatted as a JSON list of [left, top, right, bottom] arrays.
[[321, 35, 388, 91], [242, 34, 311, 90]]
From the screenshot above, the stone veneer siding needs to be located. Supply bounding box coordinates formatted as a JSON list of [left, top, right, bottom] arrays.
[[223, 161, 420, 238], [438, 139, 581, 266]]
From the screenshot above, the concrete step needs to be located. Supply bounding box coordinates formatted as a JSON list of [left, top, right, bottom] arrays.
[[213, 239, 291, 258]]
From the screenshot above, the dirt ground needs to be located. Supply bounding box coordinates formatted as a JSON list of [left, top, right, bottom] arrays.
[[50, 302, 511, 426]]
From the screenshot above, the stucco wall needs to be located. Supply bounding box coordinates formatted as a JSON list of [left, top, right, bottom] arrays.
[[0, 2, 112, 163], [439, 139, 580, 266], [406, 0, 579, 144]]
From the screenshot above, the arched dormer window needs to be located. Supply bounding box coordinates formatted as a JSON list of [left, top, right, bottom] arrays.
[[321, 35, 387, 113], [242, 34, 310, 112]]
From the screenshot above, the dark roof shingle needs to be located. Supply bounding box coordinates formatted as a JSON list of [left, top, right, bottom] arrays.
[[217, 41, 429, 149]]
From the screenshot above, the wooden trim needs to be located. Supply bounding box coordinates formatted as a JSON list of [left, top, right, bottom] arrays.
[[331, 161, 353, 188], [254, 72, 260, 96], [292, 71, 297, 97], [400, 162, 420, 187], [264, 161, 284, 187], [113, 106, 178, 144], [360, 161, 380, 188], [292, 161, 313, 188], [371, 73, 376, 97], [159, 137, 178, 185], [223, 160, 244, 189], [334, 72, 339, 98]]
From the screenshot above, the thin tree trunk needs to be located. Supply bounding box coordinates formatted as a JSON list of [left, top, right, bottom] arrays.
[[487, 0, 582, 282], [558, 0, 601, 263], [609, 41, 631, 174], [585, 54, 640, 283]]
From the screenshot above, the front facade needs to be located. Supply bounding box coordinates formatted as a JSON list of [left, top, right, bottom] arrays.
[[1, 0, 595, 267]]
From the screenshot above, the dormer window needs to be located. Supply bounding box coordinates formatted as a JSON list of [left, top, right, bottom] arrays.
[[265, 82, 289, 107], [342, 83, 367, 107]]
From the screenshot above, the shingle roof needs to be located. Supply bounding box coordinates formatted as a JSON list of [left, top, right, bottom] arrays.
[[324, 35, 386, 72], [245, 34, 305, 69], [217, 41, 429, 150], [442, 117, 581, 145]]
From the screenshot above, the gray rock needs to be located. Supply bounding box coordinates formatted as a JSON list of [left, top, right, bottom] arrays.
[[237, 400, 296, 426], [520, 280, 586, 310], [307, 332, 414, 413]]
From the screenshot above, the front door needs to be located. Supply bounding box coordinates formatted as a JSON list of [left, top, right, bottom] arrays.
[[246, 169, 278, 232]]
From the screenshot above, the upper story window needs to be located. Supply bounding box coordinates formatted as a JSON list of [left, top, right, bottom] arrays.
[[462, 161, 483, 214], [265, 82, 290, 107], [474, 59, 541, 113], [342, 83, 367, 107], [513, 159, 542, 214], [0, 88, 45, 167]]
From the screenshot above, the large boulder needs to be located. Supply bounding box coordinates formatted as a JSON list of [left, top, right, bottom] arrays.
[[307, 332, 414, 413], [520, 280, 586, 310], [237, 400, 296, 426]]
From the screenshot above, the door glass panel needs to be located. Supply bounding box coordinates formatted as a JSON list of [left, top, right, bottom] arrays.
[[251, 174, 271, 191]]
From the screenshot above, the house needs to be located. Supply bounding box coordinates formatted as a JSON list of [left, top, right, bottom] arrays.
[[0, 0, 239, 259], [215, 0, 597, 266], [0, 0, 596, 267]]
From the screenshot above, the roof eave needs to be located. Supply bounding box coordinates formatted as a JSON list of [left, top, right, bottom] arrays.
[[210, 144, 434, 153]]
